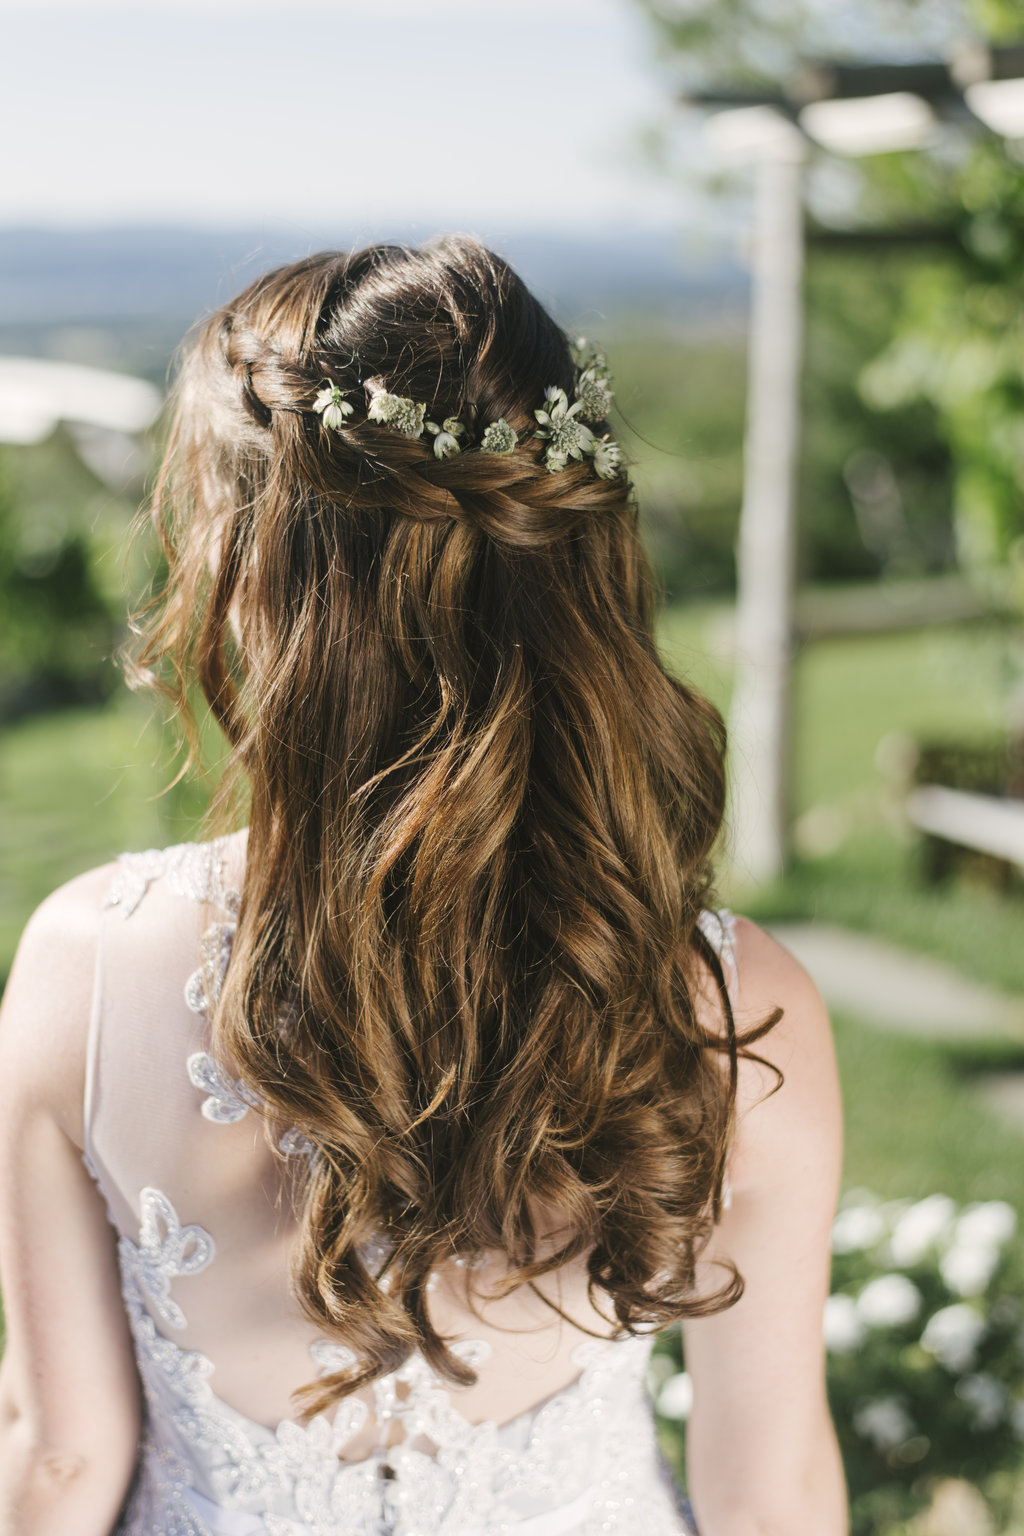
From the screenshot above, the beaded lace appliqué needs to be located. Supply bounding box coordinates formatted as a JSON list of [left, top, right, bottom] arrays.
[[103, 839, 240, 920], [170, 849, 317, 1160], [124, 1187, 216, 1331], [696, 907, 738, 997], [186, 1050, 260, 1124]]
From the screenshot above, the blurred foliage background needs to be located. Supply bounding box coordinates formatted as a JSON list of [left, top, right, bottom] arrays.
[[3, 0, 1024, 1528]]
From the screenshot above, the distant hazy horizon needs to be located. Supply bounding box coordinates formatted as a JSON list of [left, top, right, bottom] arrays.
[[0, 226, 748, 361]]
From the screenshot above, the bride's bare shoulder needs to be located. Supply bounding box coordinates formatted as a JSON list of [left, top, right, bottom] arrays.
[[4, 860, 117, 995], [723, 915, 841, 1197], [0, 860, 119, 1146], [730, 913, 830, 1038]]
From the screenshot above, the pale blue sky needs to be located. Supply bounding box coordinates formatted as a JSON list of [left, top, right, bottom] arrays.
[[0, 0, 696, 235]]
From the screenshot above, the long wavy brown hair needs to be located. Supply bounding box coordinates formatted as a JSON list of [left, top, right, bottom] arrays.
[[127, 235, 777, 1417]]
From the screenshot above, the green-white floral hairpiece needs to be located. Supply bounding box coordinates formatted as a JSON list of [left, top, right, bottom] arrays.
[[591, 437, 622, 478], [534, 387, 596, 472], [575, 354, 614, 425], [310, 347, 621, 479], [480, 418, 518, 454], [366, 387, 427, 439], [534, 342, 621, 477], [312, 381, 354, 431], [533, 386, 622, 479], [426, 417, 466, 460]]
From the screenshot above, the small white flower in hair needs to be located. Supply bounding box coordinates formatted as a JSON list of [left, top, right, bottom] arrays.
[[534, 386, 596, 472], [575, 356, 614, 424], [366, 387, 427, 438], [312, 381, 354, 431], [590, 435, 622, 479], [426, 416, 466, 460], [480, 418, 518, 454], [541, 385, 571, 416]]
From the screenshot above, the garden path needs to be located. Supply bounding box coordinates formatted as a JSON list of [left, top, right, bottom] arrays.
[[768, 921, 1024, 1136]]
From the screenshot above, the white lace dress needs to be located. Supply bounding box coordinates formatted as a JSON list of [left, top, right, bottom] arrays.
[[84, 835, 735, 1536]]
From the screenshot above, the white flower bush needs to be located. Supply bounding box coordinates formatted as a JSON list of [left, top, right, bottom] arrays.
[[823, 1191, 1024, 1533], [832, 1200, 888, 1255], [941, 1241, 1002, 1297], [886, 1193, 956, 1266], [957, 1200, 1017, 1249], [921, 1303, 987, 1372], [656, 1371, 693, 1421], [935, 1201, 1017, 1298], [855, 1273, 923, 1328], [852, 1395, 917, 1453], [956, 1372, 1009, 1432], [652, 1188, 1024, 1536], [823, 1293, 867, 1354]]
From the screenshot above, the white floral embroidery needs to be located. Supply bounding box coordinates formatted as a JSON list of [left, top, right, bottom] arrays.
[[102, 847, 169, 917], [184, 920, 237, 1016], [119, 1204, 693, 1536], [278, 1126, 316, 1158], [187, 1051, 260, 1124], [80, 1146, 118, 1224], [451, 1248, 490, 1270], [186, 1044, 312, 1159], [121, 1186, 216, 1331], [183, 913, 312, 1159], [309, 1339, 358, 1376], [103, 839, 240, 920]]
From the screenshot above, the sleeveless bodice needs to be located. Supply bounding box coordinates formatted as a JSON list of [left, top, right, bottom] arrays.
[[84, 836, 733, 1535]]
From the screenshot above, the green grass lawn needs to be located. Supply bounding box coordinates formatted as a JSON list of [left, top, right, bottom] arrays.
[[658, 599, 1011, 804], [0, 694, 201, 969], [835, 1012, 1024, 1216]]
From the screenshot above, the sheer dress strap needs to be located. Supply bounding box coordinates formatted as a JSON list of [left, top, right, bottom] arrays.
[[696, 907, 738, 1003]]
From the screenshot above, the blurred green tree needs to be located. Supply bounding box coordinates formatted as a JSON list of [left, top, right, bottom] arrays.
[[634, 0, 1019, 88], [0, 433, 133, 718], [860, 138, 1024, 591], [634, 0, 1024, 594]]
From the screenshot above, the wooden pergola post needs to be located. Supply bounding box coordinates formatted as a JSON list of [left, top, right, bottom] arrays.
[[726, 127, 807, 885]]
